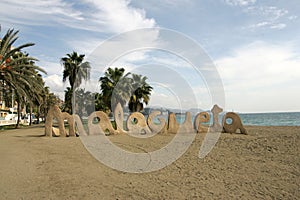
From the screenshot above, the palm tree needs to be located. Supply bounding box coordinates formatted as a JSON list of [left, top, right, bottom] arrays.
[[34, 74, 48, 124], [63, 87, 73, 114], [128, 74, 153, 112], [42, 87, 60, 119], [61, 52, 90, 89], [74, 88, 94, 116], [99, 67, 132, 112], [26, 73, 45, 125], [40, 86, 51, 121], [61, 51, 90, 114], [0, 29, 46, 128], [94, 92, 108, 112], [11, 52, 46, 127]]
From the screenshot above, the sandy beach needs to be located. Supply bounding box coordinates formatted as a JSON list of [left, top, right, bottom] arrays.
[[0, 125, 299, 199]]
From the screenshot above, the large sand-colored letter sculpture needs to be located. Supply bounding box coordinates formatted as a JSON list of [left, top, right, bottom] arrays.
[[45, 103, 247, 137], [222, 112, 247, 134], [167, 113, 180, 134], [88, 111, 118, 135], [194, 112, 210, 133], [147, 110, 167, 134], [45, 105, 67, 137], [127, 112, 152, 136], [210, 104, 223, 132]]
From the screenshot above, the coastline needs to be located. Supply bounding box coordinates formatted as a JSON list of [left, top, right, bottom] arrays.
[[0, 125, 299, 199]]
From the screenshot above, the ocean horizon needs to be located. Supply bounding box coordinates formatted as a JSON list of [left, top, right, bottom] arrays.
[[172, 111, 300, 127], [238, 112, 300, 126]]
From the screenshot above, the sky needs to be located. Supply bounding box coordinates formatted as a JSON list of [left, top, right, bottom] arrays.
[[0, 0, 299, 113]]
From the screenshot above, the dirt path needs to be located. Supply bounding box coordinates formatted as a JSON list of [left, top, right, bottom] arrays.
[[0, 126, 299, 199]]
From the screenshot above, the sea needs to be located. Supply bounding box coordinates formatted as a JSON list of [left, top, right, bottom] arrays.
[[238, 112, 300, 126], [173, 112, 300, 126]]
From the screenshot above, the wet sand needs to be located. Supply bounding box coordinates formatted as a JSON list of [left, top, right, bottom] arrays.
[[0, 125, 299, 199]]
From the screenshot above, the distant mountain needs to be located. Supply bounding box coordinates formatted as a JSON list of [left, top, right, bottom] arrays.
[[187, 108, 205, 115], [144, 106, 206, 115]]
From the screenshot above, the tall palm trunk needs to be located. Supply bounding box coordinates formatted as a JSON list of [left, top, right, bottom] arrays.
[[43, 98, 48, 123], [15, 97, 21, 128], [37, 104, 41, 124], [29, 104, 33, 126]]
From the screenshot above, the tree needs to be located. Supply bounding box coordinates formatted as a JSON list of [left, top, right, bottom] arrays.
[[61, 51, 90, 89], [94, 92, 107, 112], [42, 88, 60, 119], [99, 67, 153, 113], [12, 52, 46, 127], [0, 29, 46, 128], [128, 74, 153, 112], [61, 52, 90, 114], [99, 67, 131, 112], [27, 73, 46, 125], [74, 88, 94, 117], [63, 87, 73, 114]]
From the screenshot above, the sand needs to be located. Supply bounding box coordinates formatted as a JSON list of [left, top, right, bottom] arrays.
[[0, 125, 299, 199]]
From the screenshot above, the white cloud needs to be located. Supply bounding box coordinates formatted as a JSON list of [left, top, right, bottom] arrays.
[[149, 86, 183, 109], [163, 0, 194, 7], [87, 28, 160, 71], [44, 74, 66, 99], [249, 21, 286, 30], [270, 23, 286, 30], [249, 21, 270, 29], [79, 0, 156, 33], [216, 41, 300, 112], [250, 6, 288, 20], [0, 0, 156, 34], [288, 15, 298, 20], [38, 60, 63, 75], [0, 0, 83, 27], [245, 6, 289, 30], [65, 38, 104, 58], [224, 0, 256, 6]]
